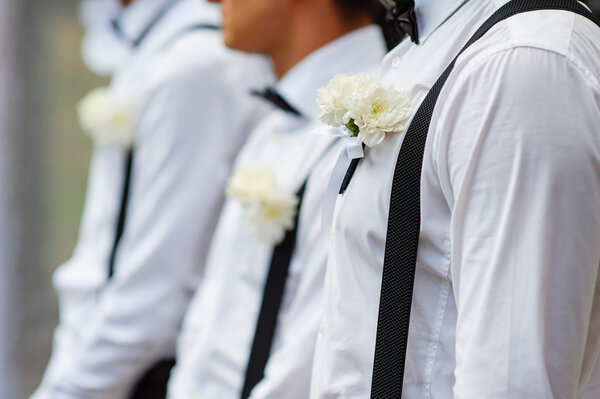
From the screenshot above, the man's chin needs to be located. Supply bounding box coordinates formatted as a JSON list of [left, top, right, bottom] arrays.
[[223, 35, 263, 55]]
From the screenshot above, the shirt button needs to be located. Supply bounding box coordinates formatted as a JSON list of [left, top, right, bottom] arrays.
[[392, 57, 401, 68], [319, 323, 325, 335]]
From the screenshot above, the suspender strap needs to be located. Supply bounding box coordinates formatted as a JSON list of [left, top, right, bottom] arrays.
[[241, 182, 308, 399], [371, 1, 600, 398]]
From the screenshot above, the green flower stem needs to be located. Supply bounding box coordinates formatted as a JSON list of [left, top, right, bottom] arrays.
[[345, 119, 360, 137]]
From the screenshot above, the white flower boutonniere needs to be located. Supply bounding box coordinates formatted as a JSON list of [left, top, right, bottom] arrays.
[[77, 87, 136, 148], [226, 166, 299, 244], [317, 73, 412, 148]]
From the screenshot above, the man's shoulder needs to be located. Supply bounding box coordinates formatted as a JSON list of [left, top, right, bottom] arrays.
[[144, 31, 271, 96], [500, 8, 597, 54], [462, 7, 600, 80]]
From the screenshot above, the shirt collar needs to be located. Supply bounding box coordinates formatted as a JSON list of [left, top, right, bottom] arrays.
[[79, 0, 122, 29], [80, 0, 220, 75], [119, 0, 220, 47], [79, 0, 128, 75], [117, 0, 175, 46], [276, 25, 387, 121], [116, 0, 220, 48], [414, 0, 471, 44]]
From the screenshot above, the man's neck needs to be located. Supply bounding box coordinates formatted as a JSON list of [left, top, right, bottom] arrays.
[[270, 16, 372, 79]]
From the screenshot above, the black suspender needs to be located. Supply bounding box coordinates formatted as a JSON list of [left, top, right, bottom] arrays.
[[371, 1, 600, 398]]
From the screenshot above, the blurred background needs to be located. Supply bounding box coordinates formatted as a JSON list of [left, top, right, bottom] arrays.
[[1, 0, 107, 397], [0, 0, 599, 398]]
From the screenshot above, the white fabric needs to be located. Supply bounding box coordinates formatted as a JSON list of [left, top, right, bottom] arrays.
[[316, 127, 366, 233], [31, 1, 272, 398], [167, 25, 387, 399], [79, 0, 129, 76], [311, 1, 600, 398], [79, 0, 221, 76]]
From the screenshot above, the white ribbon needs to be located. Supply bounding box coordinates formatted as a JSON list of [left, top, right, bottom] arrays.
[[317, 129, 365, 236]]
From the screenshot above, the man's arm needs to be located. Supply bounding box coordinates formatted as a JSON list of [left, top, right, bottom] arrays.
[[440, 46, 600, 398], [35, 52, 265, 399]]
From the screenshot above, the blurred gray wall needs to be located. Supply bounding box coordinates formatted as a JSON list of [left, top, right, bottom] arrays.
[[1, 0, 97, 397], [1, 0, 24, 397], [1, 0, 50, 396], [16, 0, 100, 396]]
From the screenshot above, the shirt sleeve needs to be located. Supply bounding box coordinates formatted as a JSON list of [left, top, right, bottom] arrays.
[[35, 51, 266, 399], [438, 46, 600, 398]]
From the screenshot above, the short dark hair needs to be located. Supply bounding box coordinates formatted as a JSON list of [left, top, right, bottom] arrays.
[[334, 0, 404, 50], [334, 0, 383, 19]]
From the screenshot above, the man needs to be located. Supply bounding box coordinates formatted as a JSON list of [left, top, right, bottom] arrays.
[[311, 0, 600, 398], [166, 1, 387, 398], [31, 0, 271, 398]]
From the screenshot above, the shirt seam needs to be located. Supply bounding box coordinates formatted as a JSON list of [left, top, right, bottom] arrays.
[[421, 242, 452, 397], [432, 40, 600, 187]]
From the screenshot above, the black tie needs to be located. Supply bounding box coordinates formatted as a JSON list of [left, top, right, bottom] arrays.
[[241, 182, 307, 399], [251, 87, 302, 117], [102, 22, 225, 399], [339, 145, 364, 194], [371, 1, 600, 399], [337, 2, 417, 195], [107, 149, 134, 279]]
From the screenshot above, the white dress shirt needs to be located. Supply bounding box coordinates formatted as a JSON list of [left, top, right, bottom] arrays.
[[167, 25, 387, 399], [311, 1, 600, 398], [32, 1, 272, 398]]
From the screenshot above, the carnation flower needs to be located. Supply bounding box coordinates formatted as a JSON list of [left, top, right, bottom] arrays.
[[316, 73, 411, 148], [77, 87, 136, 148], [226, 165, 278, 204], [316, 73, 379, 127], [226, 166, 299, 244], [344, 83, 412, 147], [243, 189, 299, 243]]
